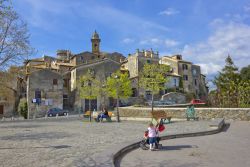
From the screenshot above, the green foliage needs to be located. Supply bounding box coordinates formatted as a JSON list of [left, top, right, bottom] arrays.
[[106, 71, 132, 99], [78, 69, 100, 100], [240, 65, 250, 80], [238, 80, 250, 107], [18, 98, 27, 119], [139, 63, 170, 95], [212, 56, 250, 107], [185, 92, 195, 102]]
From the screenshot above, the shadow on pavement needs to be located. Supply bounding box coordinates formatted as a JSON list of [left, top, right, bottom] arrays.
[[0, 145, 72, 150], [222, 123, 230, 132], [160, 145, 196, 151], [0, 132, 71, 141]]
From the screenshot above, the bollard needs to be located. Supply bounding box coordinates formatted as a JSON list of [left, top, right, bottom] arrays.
[[56, 113, 58, 118], [66, 113, 69, 118]]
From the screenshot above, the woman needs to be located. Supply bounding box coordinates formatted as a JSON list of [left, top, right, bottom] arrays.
[[97, 107, 109, 122]]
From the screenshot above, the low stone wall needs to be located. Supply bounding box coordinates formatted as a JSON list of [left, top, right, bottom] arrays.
[[119, 107, 250, 121]]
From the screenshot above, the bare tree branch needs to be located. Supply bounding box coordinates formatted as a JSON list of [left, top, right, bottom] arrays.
[[0, 0, 33, 70]]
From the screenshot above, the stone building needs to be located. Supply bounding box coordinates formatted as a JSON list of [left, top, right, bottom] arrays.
[[160, 55, 208, 99], [120, 49, 161, 100], [24, 31, 125, 116], [26, 69, 63, 118], [23, 31, 208, 117], [0, 67, 26, 118], [121, 51, 208, 101]]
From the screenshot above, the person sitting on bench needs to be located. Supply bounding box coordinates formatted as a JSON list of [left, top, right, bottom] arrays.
[[97, 107, 109, 122]]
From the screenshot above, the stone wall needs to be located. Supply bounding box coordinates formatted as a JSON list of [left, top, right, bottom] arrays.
[[119, 106, 250, 121]]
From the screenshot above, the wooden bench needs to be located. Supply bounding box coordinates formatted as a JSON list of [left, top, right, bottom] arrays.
[[94, 111, 113, 122], [106, 112, 113, 122], [83, 111, 91, 118], [151, 110, 172, 124]]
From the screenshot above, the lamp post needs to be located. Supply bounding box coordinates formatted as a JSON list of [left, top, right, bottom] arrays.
[[114, 75, 120, 122], [88, 79, 92, 122], [101, 83, 106, 108]]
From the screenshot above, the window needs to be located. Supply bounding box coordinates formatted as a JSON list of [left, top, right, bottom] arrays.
[[35, 90, 41, 104], [182, 64, 188, 70], [174, 78, 177, 86], [91, 56, 95, 60], [81, 56, 84, 63], [193, 69, 197, 75], [146, 91, 151, 96], [53, 79, 58, 85], [183, 75, 188, 81], [195, 79, 197, 86], [147, 60, 151, 64], [63, 79, 68, 88], [35, 90, 41, 99]]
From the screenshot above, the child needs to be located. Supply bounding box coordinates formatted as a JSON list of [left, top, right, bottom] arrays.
[[148, 122, 157, 151]]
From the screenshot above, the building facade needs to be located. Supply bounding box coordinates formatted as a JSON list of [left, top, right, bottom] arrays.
[[23, 31, 208, 117], [121, 52, 208, 101], [24, 31, 125, 116], [160, 55, 208, 99]]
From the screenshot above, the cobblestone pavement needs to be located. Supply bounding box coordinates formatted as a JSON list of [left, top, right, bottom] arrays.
[[120, 121, 250, 167], [0, 118, 214, 167]]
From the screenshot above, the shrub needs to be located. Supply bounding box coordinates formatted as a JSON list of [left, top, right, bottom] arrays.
[[18, 98, 28, 119]]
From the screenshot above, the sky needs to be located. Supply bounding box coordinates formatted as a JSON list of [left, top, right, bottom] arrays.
[[13, 0, 250, 87]]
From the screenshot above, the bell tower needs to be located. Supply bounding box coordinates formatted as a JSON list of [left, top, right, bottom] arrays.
[[91, 30, 101, 54]]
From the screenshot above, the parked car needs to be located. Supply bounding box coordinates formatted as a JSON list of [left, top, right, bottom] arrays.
[[190, 99, 206, 105], [47, 108, 68, 117]]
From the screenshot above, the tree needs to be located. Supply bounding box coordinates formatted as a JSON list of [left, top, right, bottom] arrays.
[[139, 63, 170, 112], [0, 0, 33, 69], [214, 55, 240, 107], [106, 71, 132, 122], [238, 80, 250, 107], [0, 65, 25, 116], [240, 65, 250, 81], [78, 69, 100, 122], [18, 98, 27, 119]]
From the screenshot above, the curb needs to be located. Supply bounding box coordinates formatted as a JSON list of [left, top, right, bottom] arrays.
[[93, 118, 225, 167]]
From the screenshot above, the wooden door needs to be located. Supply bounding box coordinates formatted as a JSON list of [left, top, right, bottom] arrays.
[[0, 105, 3, 115]]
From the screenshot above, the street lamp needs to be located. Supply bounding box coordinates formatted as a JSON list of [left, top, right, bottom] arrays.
[[87, 79, 92, 122], [101, 82, 106, 108], [114, 75, 120, 122]]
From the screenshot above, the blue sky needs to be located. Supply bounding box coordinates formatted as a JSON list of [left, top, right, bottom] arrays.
[[13, 0, 250, 86]]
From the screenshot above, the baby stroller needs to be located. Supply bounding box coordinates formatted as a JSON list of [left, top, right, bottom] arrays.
[[139, 122, 165, 150], [139, 131, 161, 150]]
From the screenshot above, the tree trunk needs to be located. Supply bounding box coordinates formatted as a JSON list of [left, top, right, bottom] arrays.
[[151, 93, 154, 112], [89, 99, 91, 122], [116, 92, 120, 122]]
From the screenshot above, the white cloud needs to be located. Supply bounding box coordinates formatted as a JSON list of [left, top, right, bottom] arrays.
[[244, 4, 250, 12], [197, 63, 222, 75], [122, 38, 135, 44], [182, 21, 250, 78], [164, 39, 179, 47], [159, 8, 179, 16], [18, 0, 169, 36], [140, 38, 179, 48]]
